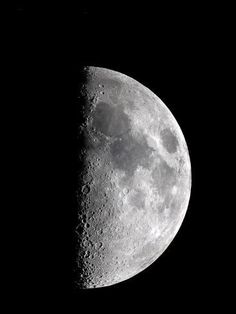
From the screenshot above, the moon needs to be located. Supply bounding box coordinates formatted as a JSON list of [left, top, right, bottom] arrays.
[[73, 66, 191, 289]]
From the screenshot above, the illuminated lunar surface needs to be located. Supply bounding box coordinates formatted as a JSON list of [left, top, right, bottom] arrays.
[[73, 66, 191, 289]]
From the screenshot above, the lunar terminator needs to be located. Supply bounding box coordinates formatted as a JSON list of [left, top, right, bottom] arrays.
[[73, 66, 191, 288]]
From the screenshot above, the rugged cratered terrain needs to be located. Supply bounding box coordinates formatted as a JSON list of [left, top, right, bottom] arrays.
[[72, 66, 191, 289]]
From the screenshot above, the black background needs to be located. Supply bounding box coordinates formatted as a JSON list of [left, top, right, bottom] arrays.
[[12, 1, 231, 311]]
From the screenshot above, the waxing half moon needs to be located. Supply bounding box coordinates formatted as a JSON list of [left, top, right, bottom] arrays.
[[73, 66, 191, 289]]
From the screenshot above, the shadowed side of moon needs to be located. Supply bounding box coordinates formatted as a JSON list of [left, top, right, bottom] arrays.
[[73, 66, 191, 289]]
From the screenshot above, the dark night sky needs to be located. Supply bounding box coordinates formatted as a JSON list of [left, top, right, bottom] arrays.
[[12, 2, 231, 311]]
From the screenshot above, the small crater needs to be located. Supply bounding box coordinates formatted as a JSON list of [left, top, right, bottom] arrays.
[[83, 251, 90, 258], [98, 242, 103, 249], [81, 184, 90, 195], [84, 222, 90, 229], [96, 229, 104, 236], [82, 239, 89, 247]]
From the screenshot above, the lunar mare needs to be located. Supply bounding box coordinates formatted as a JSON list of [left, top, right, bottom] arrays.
[[73, 66, 191, 288]]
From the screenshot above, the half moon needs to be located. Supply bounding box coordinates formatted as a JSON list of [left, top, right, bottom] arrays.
[[73, 66, 191, 288]]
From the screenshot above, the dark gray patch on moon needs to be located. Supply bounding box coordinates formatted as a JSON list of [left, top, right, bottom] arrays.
[[160, 128, 179, 153], [91, 101, 131, 137], [110, 133, 154, 177]]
